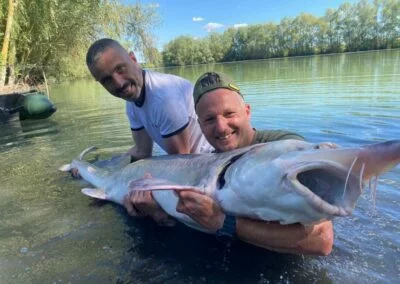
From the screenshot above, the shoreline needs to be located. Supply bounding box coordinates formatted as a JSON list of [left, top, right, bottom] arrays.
[[0, 84, 45, 96]]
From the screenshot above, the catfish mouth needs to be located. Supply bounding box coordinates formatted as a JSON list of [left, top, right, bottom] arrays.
[[289, 162, 364, 217]]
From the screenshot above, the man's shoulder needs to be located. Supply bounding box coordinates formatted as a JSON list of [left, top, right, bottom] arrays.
[[145, 70, 192, 87], [145, 70, 194, 108], [253, 129, 304, 144]]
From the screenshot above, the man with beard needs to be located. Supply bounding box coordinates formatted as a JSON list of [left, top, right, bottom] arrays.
[[82, 38, 212, 223]]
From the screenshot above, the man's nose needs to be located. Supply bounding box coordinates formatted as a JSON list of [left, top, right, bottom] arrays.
[[215, 117, 228, 132], [112, 73, 125, 88]]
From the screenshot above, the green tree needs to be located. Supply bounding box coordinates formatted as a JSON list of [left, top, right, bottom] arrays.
[[276, 17, 294, 57], [0, 0, 160, 87], [380, 0, 400, 48], [163, 36, 193, 66], [349, 0, 378, 50], [160, 0, 400, 66], [0, 0, 17, 86], [207, 32, 229, 62], [324, 8, 345, 52]]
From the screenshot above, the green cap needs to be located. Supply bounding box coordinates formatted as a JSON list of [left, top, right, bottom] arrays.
[[193, 72, 242, 105]]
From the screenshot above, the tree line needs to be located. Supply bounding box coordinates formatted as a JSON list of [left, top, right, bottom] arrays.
[[162, 0, 400, 66], [1, 0, 399, 88]]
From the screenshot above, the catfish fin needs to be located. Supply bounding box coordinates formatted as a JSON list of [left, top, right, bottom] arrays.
[[58, 164, 72, 172], [92, 153, 131, 170], [81, 188, 108, 200], [128, 178, 205, 194]]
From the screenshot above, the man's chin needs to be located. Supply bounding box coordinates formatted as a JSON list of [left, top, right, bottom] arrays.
[[215, 142, 236, 153], [118, 93, 136, 102]]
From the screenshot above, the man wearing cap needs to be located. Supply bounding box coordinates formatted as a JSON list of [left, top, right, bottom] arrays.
[[175, 71, 334, 255]]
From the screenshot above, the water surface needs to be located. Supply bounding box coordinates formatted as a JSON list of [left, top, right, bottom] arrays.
[[0, 50, 399, 283]]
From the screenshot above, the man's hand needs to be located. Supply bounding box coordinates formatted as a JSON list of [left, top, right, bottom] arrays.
[[71, 168, 81, 179], [123, 190, 175, 226], [176, 191, 225, 232]]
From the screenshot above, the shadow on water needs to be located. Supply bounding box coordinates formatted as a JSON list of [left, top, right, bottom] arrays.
[[118, 213, 331, 284], [0, 118, 60, 150]]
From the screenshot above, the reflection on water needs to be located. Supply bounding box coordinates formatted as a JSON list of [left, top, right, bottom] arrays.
[[0, 50, 399, 283]]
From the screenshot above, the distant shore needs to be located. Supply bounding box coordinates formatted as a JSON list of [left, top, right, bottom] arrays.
[[0, 84, 45, 96]]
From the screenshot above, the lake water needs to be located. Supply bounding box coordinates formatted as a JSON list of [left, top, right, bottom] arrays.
[[0, 50, 399, 283]]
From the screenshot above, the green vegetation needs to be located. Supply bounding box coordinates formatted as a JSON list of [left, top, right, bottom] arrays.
[[0, 0, 399, 87], [163, 0, 400, 66], [0, 0, 159, 89]]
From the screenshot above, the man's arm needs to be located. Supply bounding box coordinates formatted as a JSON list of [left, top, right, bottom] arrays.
[[176, 191, 334, 256], [236, 218, 333, 255], [162, 126, 191, 154], [128, 128, 154, 161], [125, 128, 164, 220], [124, 127, 191, 222]]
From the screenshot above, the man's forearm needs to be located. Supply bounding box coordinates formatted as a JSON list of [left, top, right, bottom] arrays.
[[173, 190, 334, 255], [127, 145, 152, 161], [236, 218, 334, 256]]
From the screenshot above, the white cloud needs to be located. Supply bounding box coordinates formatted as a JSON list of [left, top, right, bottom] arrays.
[[203, 22, 224, 32], [192, 17, 204, 22], [233, 23, 248, 29], [149, 3, 160, 8]]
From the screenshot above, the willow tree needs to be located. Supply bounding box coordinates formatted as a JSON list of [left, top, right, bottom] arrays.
[[380, 0, 400, 48], [126, 2, 160, 65], [0, 0, 17, 86], [0, 0, 160, 87]]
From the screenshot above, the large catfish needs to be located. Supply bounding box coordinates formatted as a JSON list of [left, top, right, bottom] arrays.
[[60, 140, 400, 233]]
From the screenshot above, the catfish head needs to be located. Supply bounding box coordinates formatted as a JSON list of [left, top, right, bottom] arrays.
[[219, 139, 400, 224]]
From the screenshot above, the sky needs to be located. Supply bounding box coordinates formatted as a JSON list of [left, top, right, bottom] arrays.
[[126, 0, 357, 51]]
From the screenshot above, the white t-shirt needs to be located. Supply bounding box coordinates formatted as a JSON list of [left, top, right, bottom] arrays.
[[126, 70, 212, 154]]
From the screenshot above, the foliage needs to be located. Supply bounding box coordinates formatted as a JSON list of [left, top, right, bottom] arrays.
[[0, 0, 160, 87], [162, 0, 400, 66], [1, 0, 399, 81]]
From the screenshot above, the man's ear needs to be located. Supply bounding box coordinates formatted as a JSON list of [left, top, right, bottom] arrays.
[[245, 103, 251, 118], [129, 51, 137, 63]]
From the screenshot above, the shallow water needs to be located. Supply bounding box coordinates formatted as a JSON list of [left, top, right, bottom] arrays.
[[0, 50, 399, 283]]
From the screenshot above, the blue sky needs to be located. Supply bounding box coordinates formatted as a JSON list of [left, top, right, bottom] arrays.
[[127, 0, 357, 50]]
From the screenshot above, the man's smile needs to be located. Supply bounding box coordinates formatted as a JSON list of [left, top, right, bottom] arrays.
[[216, 131, 236, 141]]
